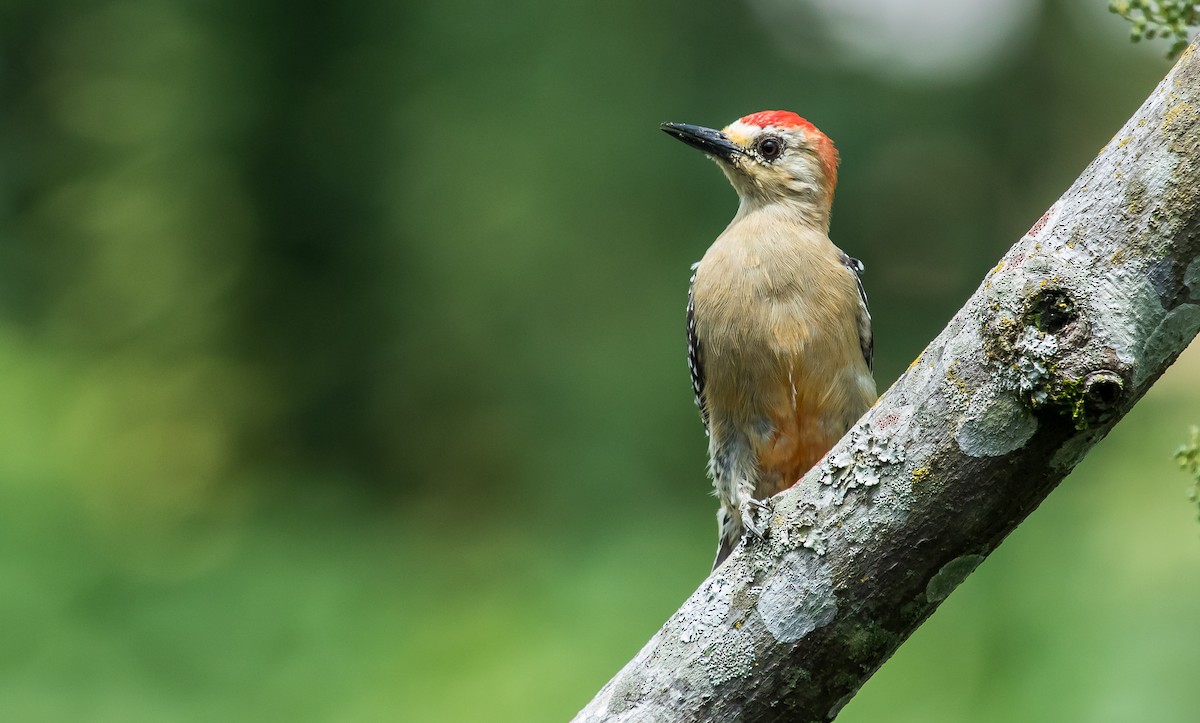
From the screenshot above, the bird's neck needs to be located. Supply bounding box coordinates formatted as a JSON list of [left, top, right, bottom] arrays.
[[733, 195, 832, 234]]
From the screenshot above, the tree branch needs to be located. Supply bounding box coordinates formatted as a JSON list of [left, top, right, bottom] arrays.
[[575, 40, 1200, 723]]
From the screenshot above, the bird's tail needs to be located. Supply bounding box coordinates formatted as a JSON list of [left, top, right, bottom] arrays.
[[712, 506, 738, 570], [712, 536, 736, 570]]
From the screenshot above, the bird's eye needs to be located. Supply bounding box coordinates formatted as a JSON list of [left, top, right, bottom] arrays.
[[757, 136, 784, 161]]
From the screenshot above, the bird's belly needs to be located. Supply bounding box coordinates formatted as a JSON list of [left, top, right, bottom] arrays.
[[754, 404, 843, 496], [704, 336, 873, 498]]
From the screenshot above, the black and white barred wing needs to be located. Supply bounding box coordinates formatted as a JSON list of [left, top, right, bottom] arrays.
[[686, 262, 708, 429], [841, 253, 873, 373]]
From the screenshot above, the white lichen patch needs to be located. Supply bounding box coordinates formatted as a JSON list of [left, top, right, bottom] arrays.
[[699, 623, 759, 685], [799, 527, 827, 556], [671, 572, 761, 685], [1184, 256, 1200, 301], [1004, 327, 1058, 404], [1136, 303, 1200, 387], [955, 387, 1038, 458], [1050, 430, 1102, 470], [756, 552, 837, 643], [769, 500, 827, 555], [941, 328, 987, 405], [799, 529, 828, 555], [828, 692, 856, 721], [820, 426, 905, 505], [926, 554, 985, 603], [1089, 274, 1163, 373], [677, 574, 736, 645], [845, 484, 908, 546]]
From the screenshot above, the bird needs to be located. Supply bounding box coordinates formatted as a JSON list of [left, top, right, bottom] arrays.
[[661, 110, 876, 570]]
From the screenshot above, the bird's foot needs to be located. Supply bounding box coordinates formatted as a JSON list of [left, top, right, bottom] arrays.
[[740, 498, 771, 541]]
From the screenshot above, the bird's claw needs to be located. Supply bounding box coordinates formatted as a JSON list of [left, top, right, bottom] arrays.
[[740, 498, 771, 541]]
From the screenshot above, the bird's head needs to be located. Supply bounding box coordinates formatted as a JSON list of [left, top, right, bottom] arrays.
[[662, 110, 839, 218]]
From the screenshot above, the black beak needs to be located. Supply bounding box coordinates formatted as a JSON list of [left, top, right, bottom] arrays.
[[660, 122, 743, 162]]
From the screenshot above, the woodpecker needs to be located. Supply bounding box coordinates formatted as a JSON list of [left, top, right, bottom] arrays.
[[662, 110, 876, 569]]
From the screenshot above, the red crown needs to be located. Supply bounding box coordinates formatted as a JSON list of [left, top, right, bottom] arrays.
[[737, 110, 815, 132]]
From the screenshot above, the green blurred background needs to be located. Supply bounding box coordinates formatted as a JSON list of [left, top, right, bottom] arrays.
[[0, 0, 1197, 720]]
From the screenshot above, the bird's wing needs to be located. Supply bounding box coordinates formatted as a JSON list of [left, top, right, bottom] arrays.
[[842, 254, 874, 372], [686, 262, 708, 429]]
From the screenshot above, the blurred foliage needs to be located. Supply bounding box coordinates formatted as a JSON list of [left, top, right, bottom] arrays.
[[1109, 0, 1200, 57], [0, 0, 1197, 720], [1176, 425, 1200, 521]]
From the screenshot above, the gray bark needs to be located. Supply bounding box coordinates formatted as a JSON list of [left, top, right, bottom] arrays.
[[575, 41, 1200, 723]]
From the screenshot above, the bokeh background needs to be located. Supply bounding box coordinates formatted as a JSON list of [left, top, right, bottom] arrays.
[[0, 0, 1197, 720]]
